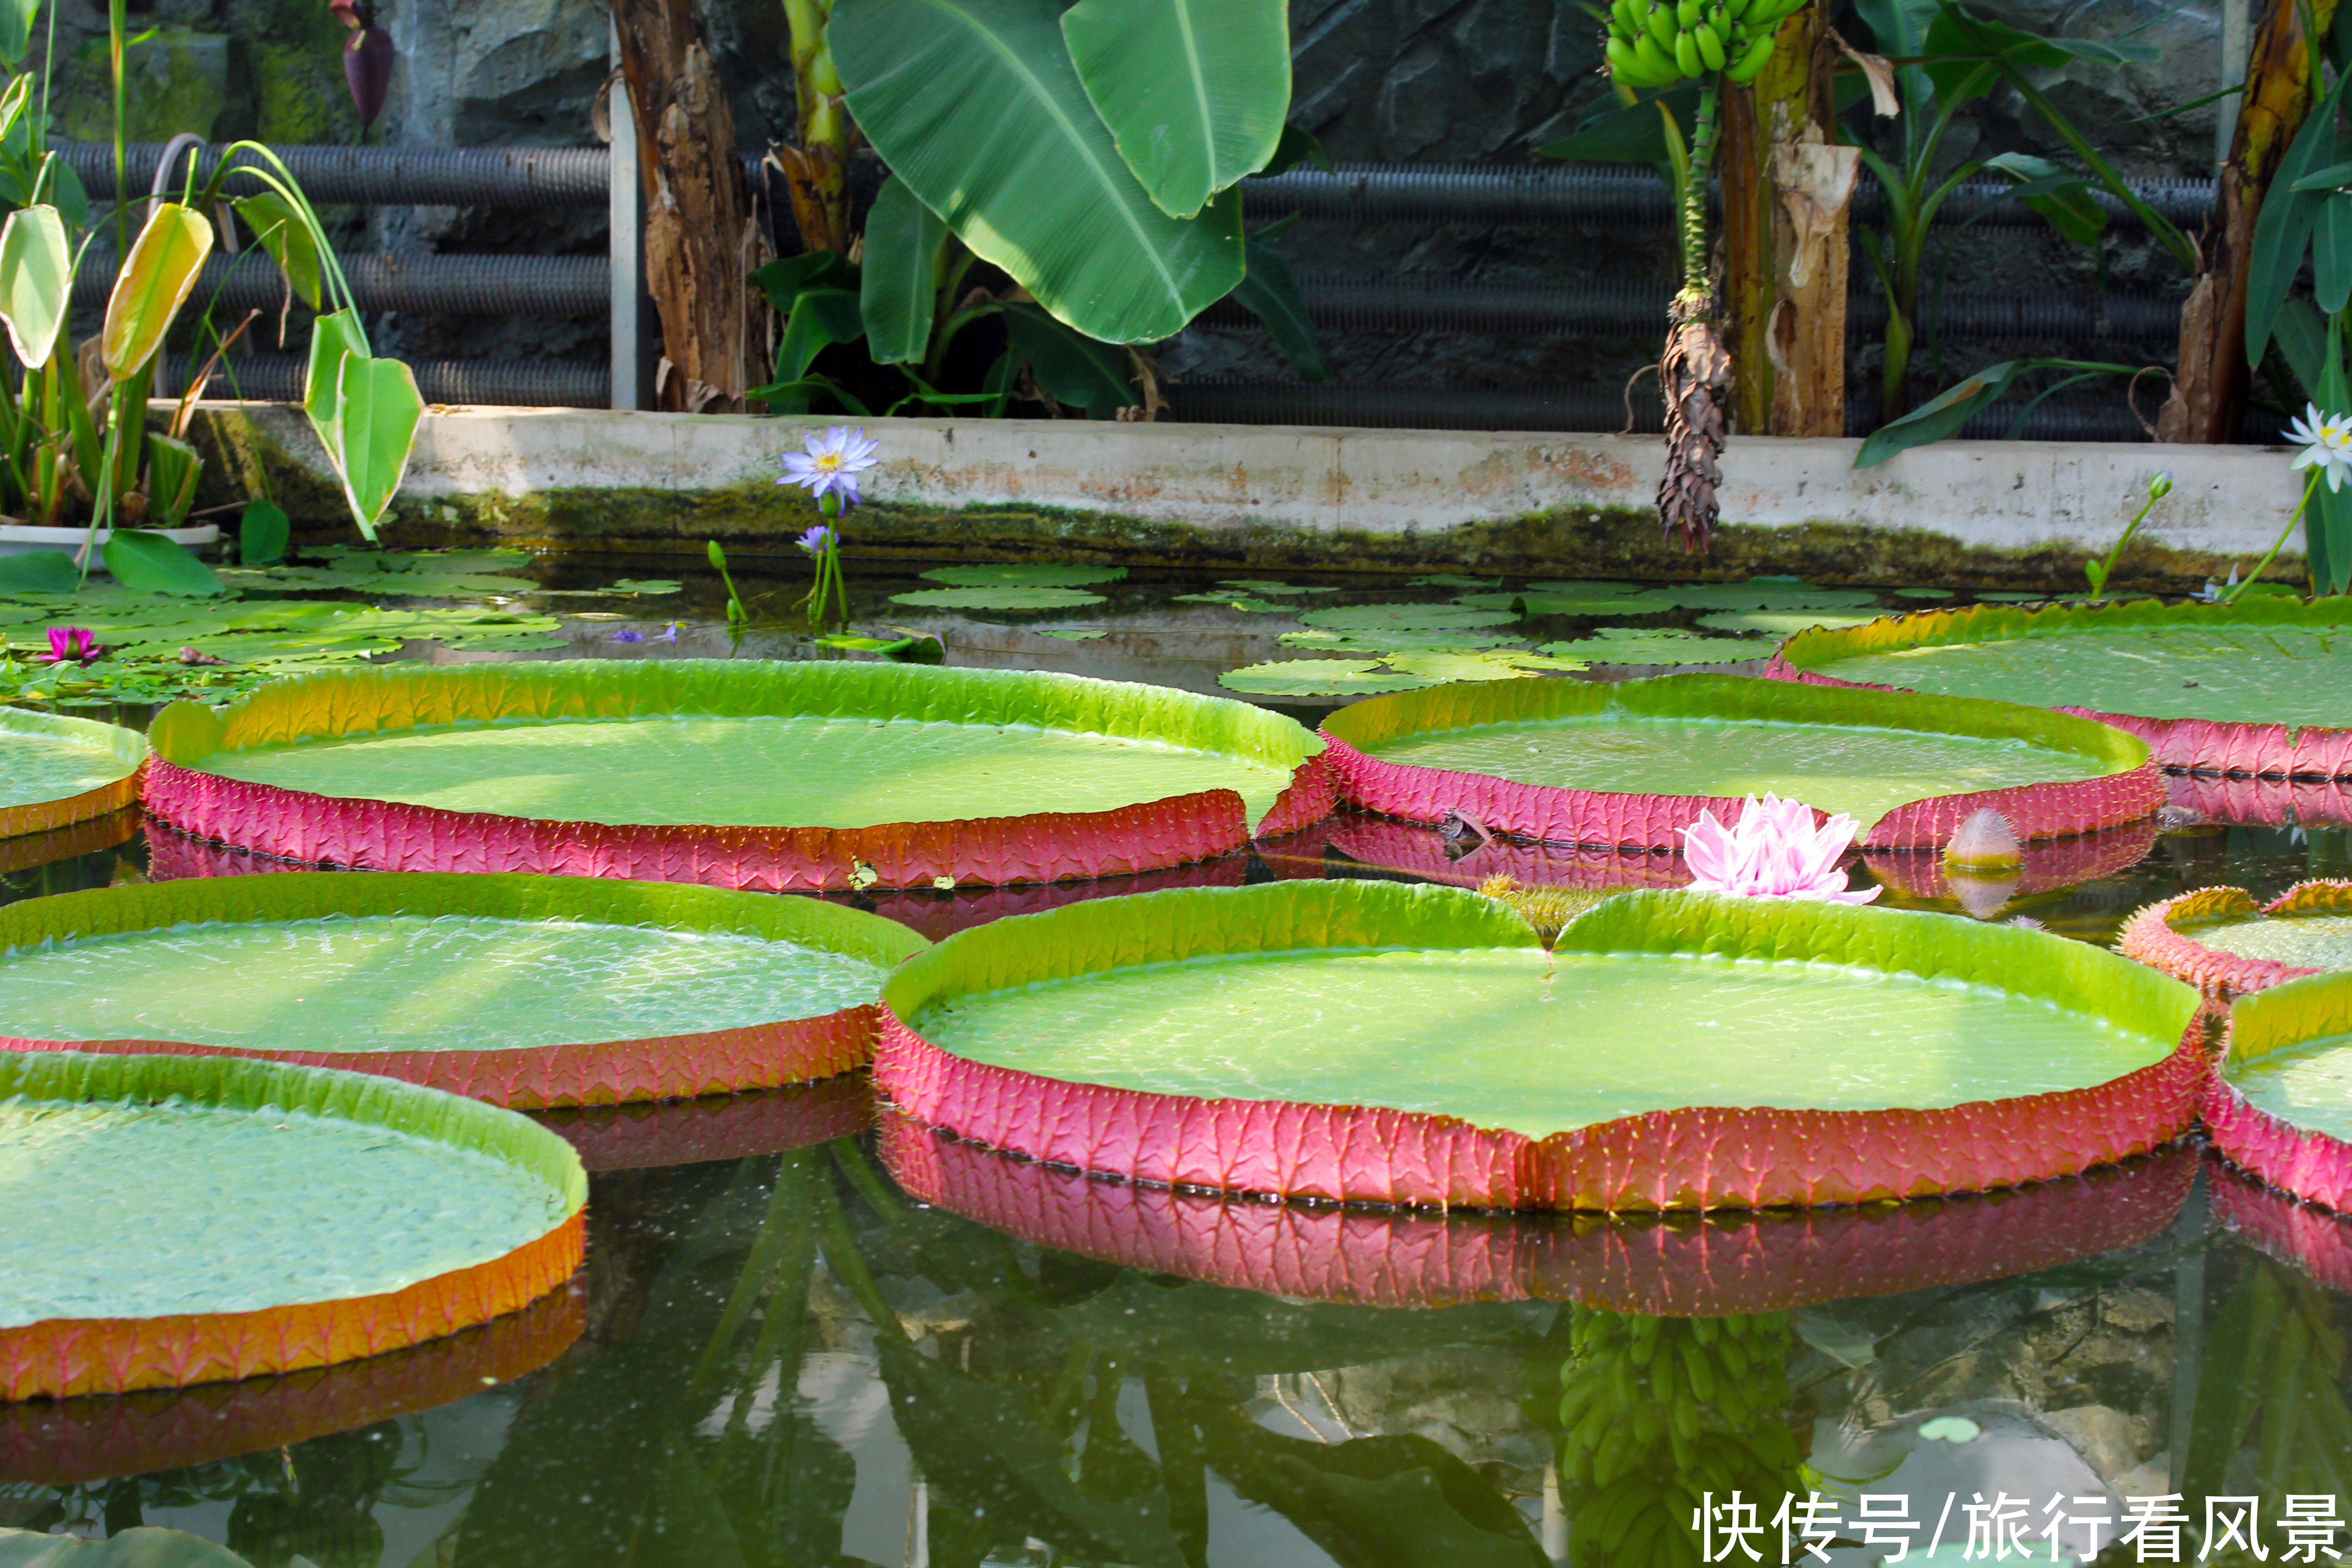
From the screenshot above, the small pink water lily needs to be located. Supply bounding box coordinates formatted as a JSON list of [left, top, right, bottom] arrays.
[[38, 627, 100, 666], [1679, 792, 1880, 904], [777, 426, 880, 506]]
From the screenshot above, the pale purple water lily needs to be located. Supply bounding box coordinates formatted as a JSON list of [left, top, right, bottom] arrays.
[[610, 628, 644, 644], [2288, 403, 2352, 492], [39, 627, 100, 665], [777, 426, 880, 506], [1679, 792, 1880, 905], [654, 622, 681, 642], [797, 524, 837, 556]]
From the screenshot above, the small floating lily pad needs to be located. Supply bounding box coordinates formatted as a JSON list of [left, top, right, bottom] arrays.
[[1411, 575, 1502, 589], [1218, 659, 1433, 697], [1297, 603, 1520, 632], [1038, 628, 1109, 641], [919, 564, 1127, 587], [1280, 628, 1524, 653], [1697, 610, 1883, 635], [1895, 588, 1956, 600], [891, 586, 1109, 610], [1217, 580, 1339, 595], [1537, 633, 1767, 665], [1172, 593, 1294, 612]]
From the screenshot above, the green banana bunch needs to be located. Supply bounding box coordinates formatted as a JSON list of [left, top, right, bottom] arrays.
[[1600, 0, 1808, 92], [1556, 1308, 1805, 1568]]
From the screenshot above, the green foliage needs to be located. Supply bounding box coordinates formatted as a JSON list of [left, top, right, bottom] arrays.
[[237, 499, 289, 567], [890, 585, 1109, 610], [1853, 358, 2151, 467], [859, 177, 948, 364], [101, 528, 222, 597], [1059, 0, 1289, 220], [921, 564, 1127, 587]]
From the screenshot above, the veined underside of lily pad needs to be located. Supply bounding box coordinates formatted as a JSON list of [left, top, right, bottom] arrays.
[[2207, 972, 2352, 1213], [0, 1050, 585, 1401], [1769, 599, 2352, 777], [879, 1118, 2195, 1316], [139, 661, 1335, 891], [0, 709, 146, 841], [2120, 882, 2352, 997], [0, 1283, 583, 1485], [1318, 673, 2163, 852], [873, 881, 2205, 1213], [0, 873, 926, 1108]]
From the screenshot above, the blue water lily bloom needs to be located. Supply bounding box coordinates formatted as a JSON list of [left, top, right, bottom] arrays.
[[610, 628, 644, 643], [797, 524, 836, 556], [778, 425, 881, 506]]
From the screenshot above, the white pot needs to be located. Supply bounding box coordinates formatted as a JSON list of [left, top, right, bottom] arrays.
[[0, 523, 221, 563]]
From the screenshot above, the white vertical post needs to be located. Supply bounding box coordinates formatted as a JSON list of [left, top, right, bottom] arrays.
[[609, 23, 647, 411], [2219, 0, 2250, 174]]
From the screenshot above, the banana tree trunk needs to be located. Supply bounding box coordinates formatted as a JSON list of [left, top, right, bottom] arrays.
[[2158, 0, 2340, 442], [776, 0, 857, 255], [1719, 9, 1850, 436], [609, 0, 766, 412]]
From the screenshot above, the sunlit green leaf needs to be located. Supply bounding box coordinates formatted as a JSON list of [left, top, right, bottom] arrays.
[[102, 529, 224, 598], [333, 354, 425, 539], [0, 202, 69, 369], [100, 203, 216, 380], [1061, 0, 1288, 218], [861, 177, 949, 365]]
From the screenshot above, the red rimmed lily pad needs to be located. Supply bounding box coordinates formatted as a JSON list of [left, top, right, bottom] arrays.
[[2203, 973, 2352, 1213], [0, 1050, 585, 1401], [0, 709, 145, 841], [0, 1281, 583, 1485], [0, 872, 926, 1108], [2121, 882, 2352, 997], [879, 1118, 2195, 1316], [1768, 598, 2352, 777], [873, 880, 2205, 1213], [1318, 672, 2162, 852], [139, 660, 1334, 891]]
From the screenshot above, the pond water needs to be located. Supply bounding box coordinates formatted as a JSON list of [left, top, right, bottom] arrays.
[[4, 553, 2352, 1566]]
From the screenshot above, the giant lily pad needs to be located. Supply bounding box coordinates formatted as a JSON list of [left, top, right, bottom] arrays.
[[1318, 672, 2163, 851], [1537, 632, 1768, 666], [891, 586, 1108, 611], [918, 564, 1127, 588], [0, 1049, 584, 1400], [2200, 971, 2352, 1214], [1770, 598, 2352, 776], [872, 880, 2204, 1211], [2120, 881, 2352, 997], [0, 872, 926, 1107], [0, 709, 145, 840], [879, 1116, 2194, 1315], [142, 661, 1333, 890], [1296, 603, 1520, 633], [0, 1285, 582, 1485]]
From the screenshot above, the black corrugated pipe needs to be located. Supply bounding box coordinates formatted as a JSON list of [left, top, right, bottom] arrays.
[[1240, 162, 2213, 230], [74, 250, 608, 316], [152, 351, 607, 407], [65, 141, 612, 207]]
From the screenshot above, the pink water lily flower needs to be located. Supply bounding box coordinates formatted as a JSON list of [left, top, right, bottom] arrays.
[[1679, 792, 1880, 904], [38, 627, 100, 666]]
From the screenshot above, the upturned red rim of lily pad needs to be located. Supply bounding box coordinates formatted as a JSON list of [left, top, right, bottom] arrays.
[[878, 1116, 2196, 1317], [0, 709, 146, 843], [137, 661, 1334, 891], [1767, 599, 2352, 778], [2209, 1152, 2352, 1295], [1317, 673, 2162, 853], [0, 1279, 583, 1485], [2120, 881, 2352, 998], [0, 872, 926, 1108], [872, 880, 2207, 1213], [2205, 973, 2352, 1215]]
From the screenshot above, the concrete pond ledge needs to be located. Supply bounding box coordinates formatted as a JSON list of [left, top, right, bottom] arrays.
[[183, 403, 2310, 588]]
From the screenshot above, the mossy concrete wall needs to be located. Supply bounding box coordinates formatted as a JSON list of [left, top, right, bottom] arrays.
[[182, 403, 2307, 589]]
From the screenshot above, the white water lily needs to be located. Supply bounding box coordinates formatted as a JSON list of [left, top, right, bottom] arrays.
[[2287, 403, 2352, 491]]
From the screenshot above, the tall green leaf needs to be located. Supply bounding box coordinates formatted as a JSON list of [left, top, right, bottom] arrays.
[[2249, 65, 2352, 368], [1854, 357, 2145, 467], [1002, 300, 1134, 412], [304, 308, 368, 462], [0, 0, 38, 68], [333, 354, 424, 539], [861, 176, 948, 364], [1058, 0, 1289, 220], [834, 0, 1245, 343], [99, 203, 214, 380], [102, 527, 225, 597], [239, 497, 289, 566], [233, 191, 323, 310], [0, 202, 68, 369], [143, 432, 202, 528]]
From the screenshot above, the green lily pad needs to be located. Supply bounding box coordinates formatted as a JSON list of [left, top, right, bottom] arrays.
[[1217, 659, 1436, 697], [171, 632, 402, 662], [1410, 574, 1502, 589], [1383, 650, 1587, 681], [1523, 580, 1646, 596], [217, 566, 388, 592], [360, 573, 539, 598], [1039, 628, 1109, 641], [1296, 603, 1520, 632], [0, 550, 79, 594], [607, 579, 682, 594], [1894, 588, 1955, 600], [1537, 633, 1768, 665], [891, 586, 1110, 611], [919, 564, 1127, 588], [1216, 580, 1338, 595], [439, 632, 573, 652], [1696, 610, 1884, 635], [1279, 627, 1523, 653], [1978, 591, 2053, 603], [1171, 594, 1294, 613]]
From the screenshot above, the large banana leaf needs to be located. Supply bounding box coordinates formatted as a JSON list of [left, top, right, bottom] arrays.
[[833, 0, 1244, 342], [0, 202, 68, 369], [1058, 0, 1289, 220], [860, 176, 947, 364], [99, 202, 215, 380], [332, 352, 424, 538]]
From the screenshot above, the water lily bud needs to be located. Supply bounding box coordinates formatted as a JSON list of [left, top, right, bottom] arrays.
[[2149, 470, 2174, 500], [707, 540, 727, 571], [1942, 807, 2021, 872]]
